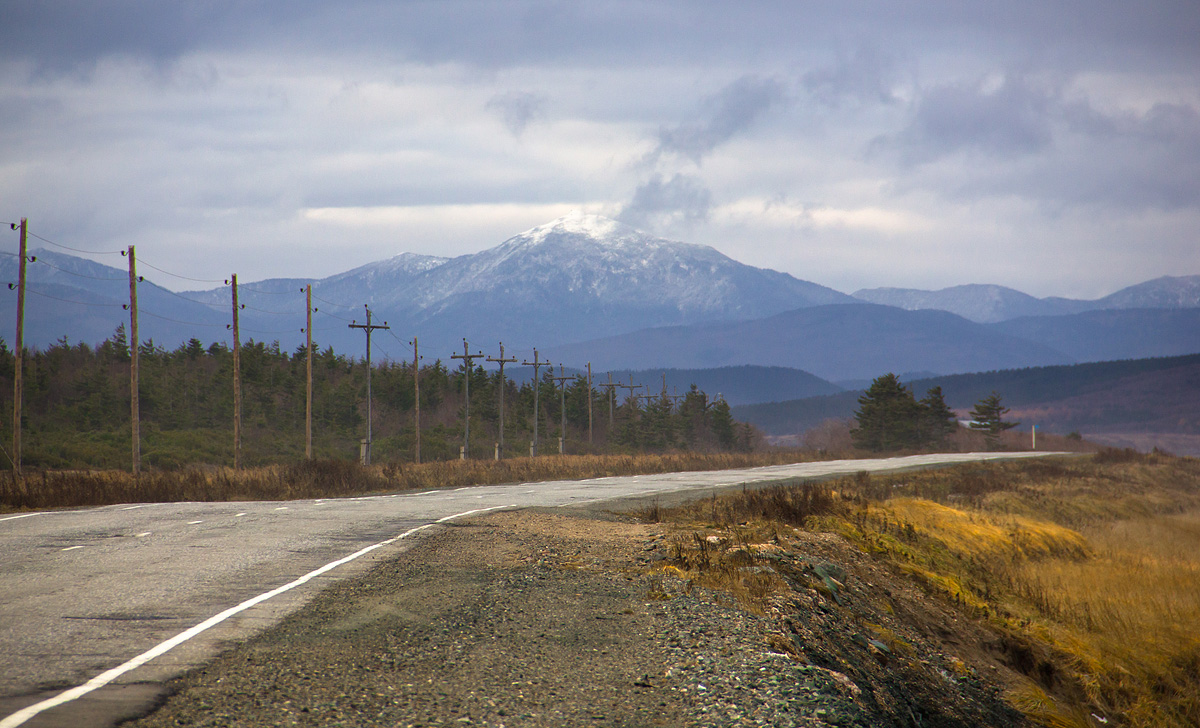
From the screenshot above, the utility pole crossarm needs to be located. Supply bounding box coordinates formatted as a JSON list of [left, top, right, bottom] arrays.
[[486, 342, 518, 458], [450, 339, 485, 459], [348, 306, 390, 466], [550, 365, 573, 455], [520, 349, 550, 456]]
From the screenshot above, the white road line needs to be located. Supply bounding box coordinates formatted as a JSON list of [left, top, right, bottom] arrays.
[[135, 533, 151, 538], [187, 521, 203, 525], [60, 546, 84, 552], [120, 506, 144, 511], [274, 507, 288, 511], [0, 503, 516, 728], [0, 512, 43, 523], [235, 513, 246, 518]]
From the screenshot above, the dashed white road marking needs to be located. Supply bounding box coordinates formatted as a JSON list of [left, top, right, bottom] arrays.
[[274, 507, 288, 511], [120, 506, 144, 511], [0, 512, 43, 523], [135, 532, 152, 538], [0, 503, 517, 728], [60, 546, 84, 552], [234, 513, 246, 518], [187, 521, 203, 525]]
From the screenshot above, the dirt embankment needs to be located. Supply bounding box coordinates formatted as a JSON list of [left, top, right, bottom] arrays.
[[129, 508, 1028, 728]]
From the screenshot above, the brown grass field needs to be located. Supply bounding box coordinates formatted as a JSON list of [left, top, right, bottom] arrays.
[[0, 449, 824, 511], [648, 450, 1200, 728]]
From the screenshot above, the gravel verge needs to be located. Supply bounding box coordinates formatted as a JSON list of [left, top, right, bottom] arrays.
[[126, 508, 1027, 728]]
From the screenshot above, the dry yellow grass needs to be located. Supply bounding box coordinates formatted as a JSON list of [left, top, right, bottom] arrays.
[[647, 453, 1200, 728]]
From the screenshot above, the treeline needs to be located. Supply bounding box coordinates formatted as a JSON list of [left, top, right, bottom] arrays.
[[0, 328, 756, 470]]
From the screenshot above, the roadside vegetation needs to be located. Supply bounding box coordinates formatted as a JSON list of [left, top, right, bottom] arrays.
[[0, 330, 756, 471], [644, 450, 1200, 728], [0, 449, 821, 511]]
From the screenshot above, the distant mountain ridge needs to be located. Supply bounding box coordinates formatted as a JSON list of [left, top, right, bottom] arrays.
[[2, 215, 1196, 402], [732, 354, 1200, 455], [853, 276, 1200, 323]]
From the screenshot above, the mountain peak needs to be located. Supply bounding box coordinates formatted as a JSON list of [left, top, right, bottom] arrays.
[[519, 212, 629, 243]]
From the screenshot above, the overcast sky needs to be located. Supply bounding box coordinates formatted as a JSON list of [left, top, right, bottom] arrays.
[[2, 1, 1198, 298]]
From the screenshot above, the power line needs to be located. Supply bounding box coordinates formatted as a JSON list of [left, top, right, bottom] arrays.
[[33, 257, 125, 281], [312, 293, 357, 309], [26, 230, 123, 256], [153, 286, 229, 309], [316, 309, 354, 323], [241, 304, 296, 316], [240, 285, 305, 295], [137, 258, 226, 284], [23, 288, 124, 307], [139, 310, 227, 327]]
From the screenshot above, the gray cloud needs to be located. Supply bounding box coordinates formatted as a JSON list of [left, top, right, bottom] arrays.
[[875, 73, 1200, 210], [802, 47, 900, 107], [618, 173, 712, 229], [878, 75, 1058, 163], [486, 91, 546, 136], [651, 75, 787, 165]]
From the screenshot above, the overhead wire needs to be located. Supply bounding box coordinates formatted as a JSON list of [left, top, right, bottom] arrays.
[[137, 258, 226, 284], [32, 257, 126, 281], [140, 310, 228, 327], [27, 230, 124, 256], [25, 288, 125, 307]]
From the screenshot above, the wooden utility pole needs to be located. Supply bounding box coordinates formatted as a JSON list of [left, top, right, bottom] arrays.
[[410, 337, 421, 464], [617, 375, 642, 410], [596, 372, 618, 429], [348, 306, 389, 465], [521, 349, 550, 456], [304, 284, 313, 460], [230, 274, 242, 469], [450, 339, 484, 459], [551, 365, 572, 454], [486, 342, 518, 459], [586, 362, 593, 445], [11, 218, 26, 477], [127, 245, 140, 474]]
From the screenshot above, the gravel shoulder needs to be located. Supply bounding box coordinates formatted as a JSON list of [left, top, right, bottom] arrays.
[[127, 506, 1029, 728]]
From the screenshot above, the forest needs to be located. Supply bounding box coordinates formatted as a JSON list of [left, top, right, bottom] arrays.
[[0, 327, 756, 470]]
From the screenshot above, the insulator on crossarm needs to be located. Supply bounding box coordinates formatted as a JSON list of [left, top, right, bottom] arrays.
[[137, 275, 143, 282], [28, 255, 36, 262], [122, 304, 129, 310]]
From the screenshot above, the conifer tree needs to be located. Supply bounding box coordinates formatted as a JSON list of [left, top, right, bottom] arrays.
[[852, 373, 921, 451], [918, 386, 958, 443], [969, 391, 1019, 449]]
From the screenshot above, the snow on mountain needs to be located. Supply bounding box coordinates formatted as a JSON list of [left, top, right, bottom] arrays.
[[1097, 275, 1200, 310], [851, 284, 1086, 323], [397, 213, 851, 319], [853, 276, 1200, 323]]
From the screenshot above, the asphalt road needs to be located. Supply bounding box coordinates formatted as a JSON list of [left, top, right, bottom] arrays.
[[0, 452, 1061, 727]]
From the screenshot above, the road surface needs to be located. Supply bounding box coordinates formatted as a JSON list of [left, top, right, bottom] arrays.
[[0, 452, 1061, 727]]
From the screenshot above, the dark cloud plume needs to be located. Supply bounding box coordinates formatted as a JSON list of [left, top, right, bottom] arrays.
[[652, 75, 786, 165], [879, 75, 1057, 163], [486, 91, 546, 136], [618, 173, 712, 229], [877, 73, 1200, 210], [802, 47, 899, 107]]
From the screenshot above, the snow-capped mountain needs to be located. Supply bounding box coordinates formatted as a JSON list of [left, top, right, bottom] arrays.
[[852, 276, 1200, 323], [2, 214, 852, 356]]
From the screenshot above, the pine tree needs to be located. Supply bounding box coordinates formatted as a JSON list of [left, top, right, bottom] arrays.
[[969, 391, 1019, 449], [918, 386, 958, 443], [852, 373, 922, 451]]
